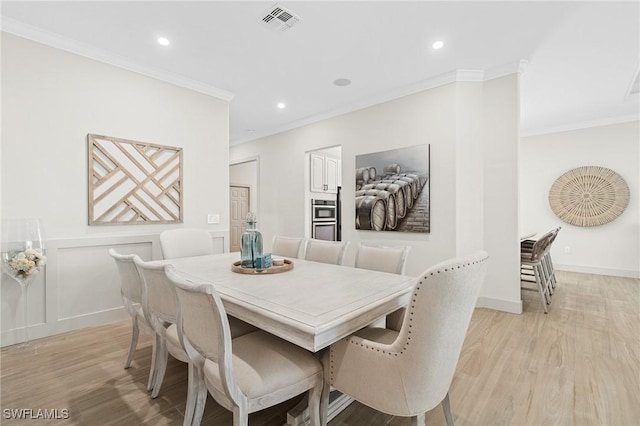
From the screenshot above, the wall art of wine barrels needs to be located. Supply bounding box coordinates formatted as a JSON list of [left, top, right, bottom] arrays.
[[372, 183, 406, 219], [88, 134, 183, 225], [384, 163, 401, 175], [355, 195, 387, 231], [356, 167, 371, 184], [548, 166, 630, 227], [358, 189, 397, 230], [355, 144, 430, 233], [380, 179, 413, 208]]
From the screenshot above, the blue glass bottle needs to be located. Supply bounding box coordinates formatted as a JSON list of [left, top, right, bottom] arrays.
[[240, 212, 263, 268]]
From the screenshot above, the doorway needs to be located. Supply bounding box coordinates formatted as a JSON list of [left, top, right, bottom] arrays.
[[229, 157, 259, 252], [229, 186, 250, 252]]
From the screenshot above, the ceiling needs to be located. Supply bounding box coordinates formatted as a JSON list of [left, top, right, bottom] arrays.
[[2, 1, 638, 144]]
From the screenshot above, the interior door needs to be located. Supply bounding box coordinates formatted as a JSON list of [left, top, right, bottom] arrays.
[[230, 186, 250, 252]]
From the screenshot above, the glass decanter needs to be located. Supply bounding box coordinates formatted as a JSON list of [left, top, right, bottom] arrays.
[[240, 212, 263, 268], [1, 218, 46, 346]]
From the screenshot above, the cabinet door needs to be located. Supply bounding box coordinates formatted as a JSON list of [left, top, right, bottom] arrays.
[[324, 156, 339, 193], [310, 153, 326, 193]]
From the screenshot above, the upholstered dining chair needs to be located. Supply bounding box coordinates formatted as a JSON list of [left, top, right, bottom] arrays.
[[134, 258, 258, 402], [166, 266, 324, 426], [109, 249, 156, 391], [324, 251, 489, 426], [304, 239, 349, 265], [133, 257, 191, 401], [159, 229, 215, 259], [272, 235, 306, 259], [355, 243, 410, 330]]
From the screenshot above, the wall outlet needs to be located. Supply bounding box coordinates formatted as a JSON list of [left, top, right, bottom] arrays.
[[564, 246, 571, 254], [207, 214, 220, 224]]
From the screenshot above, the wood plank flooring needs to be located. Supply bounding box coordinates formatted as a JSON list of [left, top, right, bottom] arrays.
[[1, 271, 638, 425]]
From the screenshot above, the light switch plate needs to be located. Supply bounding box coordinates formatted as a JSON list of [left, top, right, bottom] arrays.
[[207, 214, 220, 224]]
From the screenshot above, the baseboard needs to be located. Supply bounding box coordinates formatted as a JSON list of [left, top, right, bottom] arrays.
[[555, 263, 640, 279], [1, 307, 129, 347], [476, 296, 523, 314]]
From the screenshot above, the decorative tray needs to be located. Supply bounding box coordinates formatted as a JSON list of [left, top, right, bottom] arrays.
[[231, 259, 294, 275]]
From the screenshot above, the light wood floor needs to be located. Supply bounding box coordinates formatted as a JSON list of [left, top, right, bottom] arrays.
[[1, 271, 638, 425]]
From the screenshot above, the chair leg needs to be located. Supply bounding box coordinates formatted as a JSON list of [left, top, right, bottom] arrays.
[[442, 392, 454, 426], [232, 405, 249, 426], [151, 338, 168, 398], [183, 363, 197, 426], [534, 264, 548, 314], [307, 378, 322, 426], [411, 413, 425, 426], [147, 334, 158, 392], [190, 366, 208, 426], [124, 317, 139, 369]]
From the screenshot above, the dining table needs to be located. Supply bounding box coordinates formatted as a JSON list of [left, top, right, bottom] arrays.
[[147, 251, 417, 425]]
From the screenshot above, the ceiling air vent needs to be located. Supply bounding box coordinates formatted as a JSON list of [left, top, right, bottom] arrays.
[[261, 4, 301, 32]]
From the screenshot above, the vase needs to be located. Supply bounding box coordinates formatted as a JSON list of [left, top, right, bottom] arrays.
[[240, 212, 263, 268], [1, 218, 46, 347]]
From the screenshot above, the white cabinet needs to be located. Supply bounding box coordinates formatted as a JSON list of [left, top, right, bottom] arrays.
[[310, 153, 340, 193]]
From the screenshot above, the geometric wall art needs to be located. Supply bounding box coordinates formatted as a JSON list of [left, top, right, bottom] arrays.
[[548, 165, 629, 227], [87, 134, 183, 225], [355, 144, 430, 233]]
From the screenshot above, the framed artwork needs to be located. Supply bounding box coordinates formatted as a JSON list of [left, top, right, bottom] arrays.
[[355, 144, 430, 233], [87, 134, 183, 225]]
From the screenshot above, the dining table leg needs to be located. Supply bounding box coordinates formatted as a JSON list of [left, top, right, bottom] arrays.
[[286, 348, 354, 426]]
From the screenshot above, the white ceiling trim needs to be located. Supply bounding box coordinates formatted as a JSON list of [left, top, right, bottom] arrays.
[[520, 114, 639, 138], [1, 17, 235, 101]]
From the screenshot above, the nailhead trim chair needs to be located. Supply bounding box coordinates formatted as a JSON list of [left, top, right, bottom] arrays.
[[325, 251, 489, 426]]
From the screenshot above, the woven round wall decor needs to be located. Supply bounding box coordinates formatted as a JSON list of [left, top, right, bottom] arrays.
[[548, 166, 630, 227]]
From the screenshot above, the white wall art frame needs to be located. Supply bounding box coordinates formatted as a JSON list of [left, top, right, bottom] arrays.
[[88, 134, 183, 225]]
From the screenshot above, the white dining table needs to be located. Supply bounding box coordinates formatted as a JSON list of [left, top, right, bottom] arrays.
[[149, 252, 415, 351], [148, 252, 416, 425]]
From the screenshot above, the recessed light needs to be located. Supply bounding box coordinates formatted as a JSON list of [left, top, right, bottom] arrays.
[[157, 37, 170, 46], [432, 40, 444, 50], [333, 78, 352, 87], [277, 102, 286, 109]]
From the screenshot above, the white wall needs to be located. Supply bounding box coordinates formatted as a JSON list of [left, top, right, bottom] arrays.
[[520, 121, 640, 278], [231, 75, 522, 313], [1, 34, 230, 345]]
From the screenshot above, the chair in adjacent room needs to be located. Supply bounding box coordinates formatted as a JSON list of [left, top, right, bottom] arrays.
[[272, 235, 307, 259], [109, 249, 156, 391], [520, 229, 557, 313], [159, 229, 215, 259], [166, 266, 324, 426], [324, 251, 489, 426], [304, 239, 349, 265], [355, 242, 410, 330]]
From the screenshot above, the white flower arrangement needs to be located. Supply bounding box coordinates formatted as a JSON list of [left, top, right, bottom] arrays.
[[6, 248, 47, 279]]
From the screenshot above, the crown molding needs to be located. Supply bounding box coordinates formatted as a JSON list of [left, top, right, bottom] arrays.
[[231, 65, 528, 145], [484, 60, 529, 81], [1, 17, 235, 101], [521, 114, 639, 138]]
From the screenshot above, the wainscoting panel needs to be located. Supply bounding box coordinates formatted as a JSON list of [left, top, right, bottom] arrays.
[[1, 231, 227, 347], [57, 242, 153, 320]]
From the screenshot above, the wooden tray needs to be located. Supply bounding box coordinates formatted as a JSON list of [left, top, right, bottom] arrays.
[[231, 259, 294, 274]]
